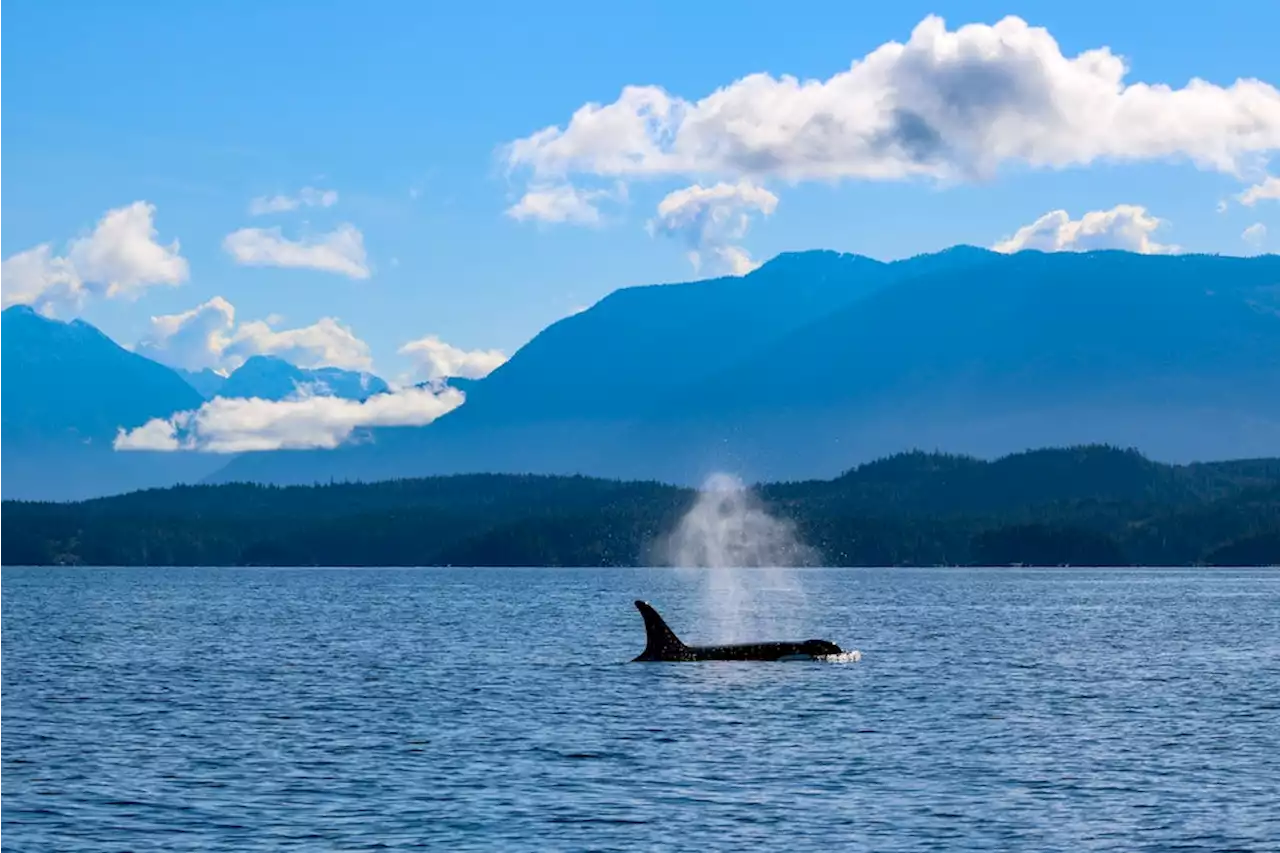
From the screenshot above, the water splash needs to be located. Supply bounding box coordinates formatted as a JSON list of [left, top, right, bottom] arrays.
[[818, 650, 863, 663], [656, 472, 817, 644]]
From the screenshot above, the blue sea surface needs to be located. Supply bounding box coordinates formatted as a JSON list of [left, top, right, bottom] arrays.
[[3, 566, 1279, 851]]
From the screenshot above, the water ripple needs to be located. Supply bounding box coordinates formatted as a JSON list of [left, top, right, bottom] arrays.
[[3, 566, 1279, 851]]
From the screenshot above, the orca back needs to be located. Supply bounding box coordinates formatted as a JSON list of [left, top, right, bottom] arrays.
[[632, 600, 844, 662]]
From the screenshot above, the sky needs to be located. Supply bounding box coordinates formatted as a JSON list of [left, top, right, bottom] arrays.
[[4, 0, 1279, 388]]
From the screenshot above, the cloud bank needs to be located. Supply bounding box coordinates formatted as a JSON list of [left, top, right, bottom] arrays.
[[223, 224, 370, 279], [115, 385, 464, 453], [135, 297, 374, 372], [504, 15, 1280, 189], [1, 201, 188, 315], [994, 204, 1179, 254], [501, 15, 1279, 266]]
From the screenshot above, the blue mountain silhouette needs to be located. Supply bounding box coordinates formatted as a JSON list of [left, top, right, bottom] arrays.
[[2, 306, 224, 500], [6, 247, 1276, 499], [207, 247, 1280, 487]]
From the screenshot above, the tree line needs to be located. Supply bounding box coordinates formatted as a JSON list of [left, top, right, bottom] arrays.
[[3, 446, 1277, 567]]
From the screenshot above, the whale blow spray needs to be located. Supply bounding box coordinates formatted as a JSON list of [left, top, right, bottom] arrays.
[[657, 472, 817, 644]]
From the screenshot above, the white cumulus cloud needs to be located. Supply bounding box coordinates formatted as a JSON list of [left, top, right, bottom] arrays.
[[1242, 222, 1268, 249], [504, 15, 1280, 188], [1238, 176, 1280, 206], [115, 385, 464, 453], [1, 246, 83, 314], [136, 296, 239, 372], [227, 317, 374, 372], [506, 184, 604, 224], [135, 296, 374, 372], [993, 204, 1179, 255], [248, 186, 340, 216], [65, 202, 190, 295], [223, 224, 370, 279], [114, 417, 185, 452], [1, 201, 188, 315], [398, 335, 507, 381], [650, 181, 778, 274]]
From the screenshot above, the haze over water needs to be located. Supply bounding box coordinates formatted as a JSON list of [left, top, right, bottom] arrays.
[[4, 566, 1279, 851]]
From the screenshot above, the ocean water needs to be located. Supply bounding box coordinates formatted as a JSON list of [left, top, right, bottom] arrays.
[[3, 566, 1279, 852]]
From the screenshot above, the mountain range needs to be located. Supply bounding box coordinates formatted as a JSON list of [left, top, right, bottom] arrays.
[[3, 246, 1278, 501], [1, 307, 389, 500], [210, 246, 1280, 487], [179, 356, 389, 402]]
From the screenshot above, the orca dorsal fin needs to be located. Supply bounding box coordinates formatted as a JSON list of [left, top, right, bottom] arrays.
[[634, 600, 688, 661]]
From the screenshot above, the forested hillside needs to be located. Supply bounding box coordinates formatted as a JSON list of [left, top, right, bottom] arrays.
[[4, 446, 1278, 567]]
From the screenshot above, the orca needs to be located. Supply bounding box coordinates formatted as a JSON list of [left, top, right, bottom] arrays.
[[631, 600, 844, 662]]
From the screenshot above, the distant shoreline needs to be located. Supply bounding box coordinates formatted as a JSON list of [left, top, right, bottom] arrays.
[[4, 445, 1277, 569]]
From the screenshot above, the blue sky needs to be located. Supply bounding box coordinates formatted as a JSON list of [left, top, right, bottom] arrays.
[[4, 0, 1279, 383]]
